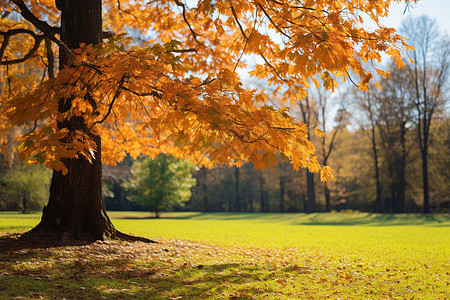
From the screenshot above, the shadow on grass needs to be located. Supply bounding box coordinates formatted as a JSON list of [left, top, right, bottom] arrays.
[[2, 254, 447, 299], [116, 212, 204, 220], [116, 212, 450, 227], [296, 213, 448, 226], [0, 254, 281, 299], [0, 232, 96, 253]]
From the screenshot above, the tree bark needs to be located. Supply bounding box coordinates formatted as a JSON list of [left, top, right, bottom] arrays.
[[370, 124, 382, 212], [32, 0, 126, 241], [305, 171, 316, 213], [22, 191, 30, 214], [279, 163, 285, 212], [234, 166, 241, 212], [259, 173, 265, 212], [422, 145, 430, 213], [421, 110, 431, 213], [324, 181, 331, 212]]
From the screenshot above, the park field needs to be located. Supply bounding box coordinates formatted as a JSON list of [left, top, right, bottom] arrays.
[[0, 211, 449, 299]]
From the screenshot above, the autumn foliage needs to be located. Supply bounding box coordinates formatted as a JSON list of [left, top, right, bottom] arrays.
[[1, 0, 415, 179]]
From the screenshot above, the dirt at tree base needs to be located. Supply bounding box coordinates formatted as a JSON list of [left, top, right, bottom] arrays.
[[0, 231, 157, 254], [0, 232, 238, 270]]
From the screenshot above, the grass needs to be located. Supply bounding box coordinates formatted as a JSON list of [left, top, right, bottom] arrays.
[[0, 211, 449, 299]]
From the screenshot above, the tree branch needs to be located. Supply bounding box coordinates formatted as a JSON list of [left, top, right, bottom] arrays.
[[45, 38, 55, 79], [173, 0, 203, 45], [257, 2, 291, 39], [11, 0, 73, 59], [0, 29, 45, 65], [94, 74, 127, 125]]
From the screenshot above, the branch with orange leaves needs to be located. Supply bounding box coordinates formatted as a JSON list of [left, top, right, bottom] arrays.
[[0, 29, 45, 65]]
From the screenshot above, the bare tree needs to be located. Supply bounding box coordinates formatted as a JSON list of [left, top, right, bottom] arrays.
[[316, 89, 347, 212], [401, 16, 449, 213], [354, 88, 383, 212]]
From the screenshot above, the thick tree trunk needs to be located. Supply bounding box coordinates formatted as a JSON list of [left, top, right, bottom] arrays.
[[34, 139, 115, 239], [32, 0, 119, 240]]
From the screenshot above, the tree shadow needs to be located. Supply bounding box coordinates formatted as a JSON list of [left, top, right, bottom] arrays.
[[0, 232, 96, 253], [295, 213, 447, 226], [1, 236, 448, 299], [0, 255, 298, 299], [122, 212, 450, 226]]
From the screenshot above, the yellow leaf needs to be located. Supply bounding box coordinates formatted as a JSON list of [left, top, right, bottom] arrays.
[[320, 166, 335, 182], [358, 73, 372, 92], [314, 127, 325, 137]]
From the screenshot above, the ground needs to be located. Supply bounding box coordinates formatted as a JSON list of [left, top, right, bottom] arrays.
[[0, 212, 449, 299]]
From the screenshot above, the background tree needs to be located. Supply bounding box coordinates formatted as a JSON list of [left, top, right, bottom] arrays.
[[427, 116, 450, 211], [400, 16, 449, 213], [0, 161, 51, 213], [297, 94, 318, 213], [0, 0, 415, 240], [316, 89, 346, 212], [102, 156, 134, 211], [352, 87, 383, 212], [374, 65, 414, 213], [128, 154, 195, 218]]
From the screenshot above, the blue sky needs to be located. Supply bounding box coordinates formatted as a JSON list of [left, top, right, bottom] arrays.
[[382, 0, 450, 33]]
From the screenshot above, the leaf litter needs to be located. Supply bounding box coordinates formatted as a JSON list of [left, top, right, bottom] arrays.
[[0, 232, 448, 299]]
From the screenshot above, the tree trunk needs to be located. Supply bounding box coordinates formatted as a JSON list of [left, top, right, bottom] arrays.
[[32, 0, 117, 240], [203, 184, 208, 212], [279, 165, 285, 212], [422, 145, 430, 213], [112, 181, 123, 210], [22, 191, 30, 214], [324, 181, 331, 212], [259, 174, 265, 212], [388, 163, 396, 213], [234, 166, 241, 212], [370, 123, 382, 212], [421, 117, 431, 213], [305, 171, 316, 213]]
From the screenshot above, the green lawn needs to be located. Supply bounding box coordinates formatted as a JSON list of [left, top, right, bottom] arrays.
[[1, 211, 449, 299]]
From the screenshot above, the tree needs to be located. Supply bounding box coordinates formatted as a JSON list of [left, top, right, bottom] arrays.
[[0, 162, 51, 213], [316, 89, 345, 211], [400, 16, 449, 213], [128, 154, 195, 218], [297, 94, 318, 212], [1, 0, 414, 240], [374, 64, 415, 213], [353, 87, 383, 212]]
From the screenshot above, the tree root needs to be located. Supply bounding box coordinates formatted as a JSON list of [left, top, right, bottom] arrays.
[[115, 230, 159, 243]]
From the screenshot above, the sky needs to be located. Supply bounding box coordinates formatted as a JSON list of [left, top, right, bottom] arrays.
[[382, 0, 450, 33]]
